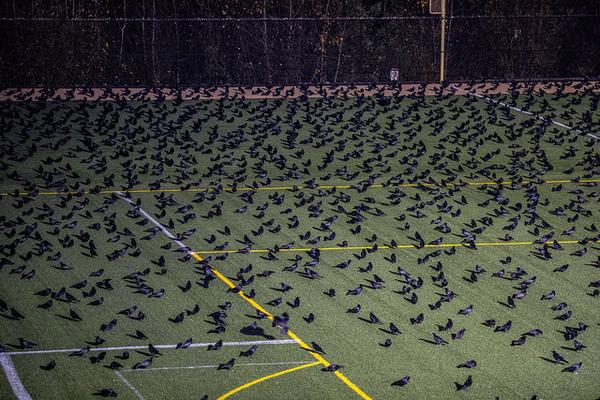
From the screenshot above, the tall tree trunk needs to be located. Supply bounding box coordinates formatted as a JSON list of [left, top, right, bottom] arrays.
[[333, 24, 345, 84], [173, 0, 180, 85], [119, 0, 126, 66], [151, 0, 157, 85], [142, 0, 147, 82], [285, 0, 292, 83], [262, 0, 272, 86]]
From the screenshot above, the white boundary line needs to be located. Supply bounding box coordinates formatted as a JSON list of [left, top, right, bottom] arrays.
[[117, 192, 189, 250], [0, 354, 33, 400], [115, 370, 146, 400], [450, 84, 600, 140], [122, 360, 313, 372], [3, 339, 296, 356]]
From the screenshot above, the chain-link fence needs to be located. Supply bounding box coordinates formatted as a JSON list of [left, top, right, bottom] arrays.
[[0, 15, 598, 87]]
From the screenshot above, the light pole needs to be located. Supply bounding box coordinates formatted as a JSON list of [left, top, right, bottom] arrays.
[[430, 0, 447, 83], [440, 0, 447, 83]]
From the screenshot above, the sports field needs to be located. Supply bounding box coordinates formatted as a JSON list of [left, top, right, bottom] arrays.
[[0, 82, 599, 399]]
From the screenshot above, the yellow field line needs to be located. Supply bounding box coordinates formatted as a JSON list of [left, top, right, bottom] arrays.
[[197, 240, 586, 255], [193, 252, 372, 400], [1, 178, 598, 197], [217, 361, 321, 400]]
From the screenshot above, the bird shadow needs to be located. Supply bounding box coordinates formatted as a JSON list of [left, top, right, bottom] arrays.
[[243, 313, 265, 320], [126, 334, 147, 340], [497, 301, 515, 309], [135, 350, 153, 357], [358, 317, 380, 324], [54, 314, 80, 322], [539, 357, 559, 364], [560, 346, 579, 352], [418, 338, 439, 345], [0, 314, 20, 321], [240, 326, 275, 340]]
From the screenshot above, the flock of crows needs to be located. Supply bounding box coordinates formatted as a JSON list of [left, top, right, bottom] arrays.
[[0, 80, 599, 399]]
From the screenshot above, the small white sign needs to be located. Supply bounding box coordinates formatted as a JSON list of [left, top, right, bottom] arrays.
[[390, 68, 399, 82]]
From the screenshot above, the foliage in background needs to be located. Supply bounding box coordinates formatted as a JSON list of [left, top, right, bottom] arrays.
[[0, 0, 598, 86]]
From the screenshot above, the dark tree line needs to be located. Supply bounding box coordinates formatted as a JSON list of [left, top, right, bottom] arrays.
[[0, 0, 598, 87]]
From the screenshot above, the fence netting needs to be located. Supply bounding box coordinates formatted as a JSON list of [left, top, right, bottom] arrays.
[[0, 15, 598, 86]]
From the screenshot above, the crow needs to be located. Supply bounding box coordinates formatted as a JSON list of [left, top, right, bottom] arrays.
[[39, 360, 56, 370], [455, 375, 473, 391], [391, 375, 410, 387], [551, 351, 567, 364], [133, 358, 152, 369], [457, 360, 477, 369], [495, 320, 512, 333], [432, 332, 448, 345], [217, 358, 235, 370], [561, 362, 582, 373]]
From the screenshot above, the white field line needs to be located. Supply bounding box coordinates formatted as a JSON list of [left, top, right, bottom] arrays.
[[122, 360, 313, 372], [117, 192, 189, 250], [450, 84, 600, 140], [3, 339, 296, 356], [115, 370, 146, 400], [0, 354, 33, 400]]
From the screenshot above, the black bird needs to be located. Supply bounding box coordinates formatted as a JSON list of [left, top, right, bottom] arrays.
[[322, 363, 342, 372], [368, 312, 382, 324], [561, 362, 582, 373], [133, 358, 152, 369], [432, 332, 448, 345], [303, 313, 315, 323], [511, 336, 526, 346], [410, 313, 424, 325], [310, 342, 326, 355], [451, 328, 465, 340], [438, 319, 453, 332], [240, 345, 258, 357], [175, 338, 193, 350], [93, 388, 117, 397], [347, 304, 361, 314], [457, 360, 477, 369], [389, 322, 401, 335], [217, 358, 235, 370], [551, 351, 567, 364], [495, 320, 512, 333], [391, 375, 410, 387], [40, 360, 56, 370], [457, 305, 473, 315], [455, 375, 473, 391], [106, 361, 123, 370], [573, 340, 586, 351], [208, 340, 223, 351]]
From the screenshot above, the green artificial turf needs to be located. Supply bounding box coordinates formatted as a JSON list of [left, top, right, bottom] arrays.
[[0, 90, 599, 399]]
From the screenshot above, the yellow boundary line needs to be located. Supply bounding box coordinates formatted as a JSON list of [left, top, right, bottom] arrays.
[[206, 237, 592, 398], [193, 252, 372, 400], [217, 361, 321, 400], [196, 239, 587, 255], [1, 178, 598, 197]]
